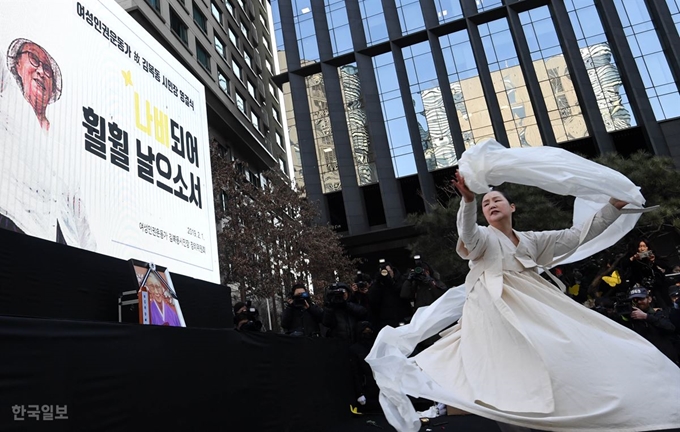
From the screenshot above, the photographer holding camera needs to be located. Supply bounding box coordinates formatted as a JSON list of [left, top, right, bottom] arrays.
[[622, 287, 678, 365], [401, 256, 448, 310], [626, 239, 670, 307], [350, 272, 373, 320], [281, 282, 323, 337], [322, 282, 367, 342], [233, 301, 263, 332], [368, 260, 412, 331]]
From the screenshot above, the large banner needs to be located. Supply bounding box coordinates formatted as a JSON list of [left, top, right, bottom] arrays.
[[0, 0, 220, 283]]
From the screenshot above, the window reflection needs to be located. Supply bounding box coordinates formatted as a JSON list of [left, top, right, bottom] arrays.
[[520, 6, 589, 143], [373, 53, 417, 178], [283, 82, 304, 191], [404, 42, 458, 170], [615, 0, 680, 120], [396, 0, 425, 35], [325, 0, 352, 56], [480, 19, 543, 148], [566, 0, 635, 131], [667, 0, 680, 34], [272, 0, 287, 73], [306, 73, 341, 193], [435, 0, 463, 24], [476, 0, 502, 13], [440, 31, 495, 149], [359, 0, 388, 46], [339, 64, 378, 186], [293, 0, 319, 64]]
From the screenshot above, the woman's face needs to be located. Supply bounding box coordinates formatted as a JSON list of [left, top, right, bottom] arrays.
[[15, 43, 53, 111], [482, 191, 515, 225], [638, 241, 649, 253]]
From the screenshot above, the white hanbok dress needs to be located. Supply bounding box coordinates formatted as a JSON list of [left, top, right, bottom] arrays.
[[411, 199, 680, 431]]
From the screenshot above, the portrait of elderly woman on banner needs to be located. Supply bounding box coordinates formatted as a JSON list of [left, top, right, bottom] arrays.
[[6, 38, 62, 130], [0, 37, 95, 250]]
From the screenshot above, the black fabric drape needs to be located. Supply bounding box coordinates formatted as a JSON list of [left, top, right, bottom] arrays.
[[0, 315, 354, 432]]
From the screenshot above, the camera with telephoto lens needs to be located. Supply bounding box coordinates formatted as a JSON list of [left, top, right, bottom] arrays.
[[613, 292, 632, 317], [325, 283, 348, 306], [237, 300, 263, 331], [292, 291, 311, 308], [378, 259, 391, 279]]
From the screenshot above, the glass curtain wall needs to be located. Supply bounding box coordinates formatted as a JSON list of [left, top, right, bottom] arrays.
[[614, 0, 680, 120], [565, 0, 635, 131], [403, 41, 458, 169], [359, 0, 388, 46], [306, 73, 341, 193], [440, 30, 495, 148], [435, 0, 463, 24], [339, 63, 378, 186], [480, 19, 543, 147], [325, 0, 353, 56], [520, 6, 589, 143], [373, 52, 417, 177]]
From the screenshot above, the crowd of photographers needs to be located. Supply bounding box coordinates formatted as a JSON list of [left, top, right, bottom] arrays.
[[233, 256, 448, 411], [232, 238, 680, 410], [565, 238, 680, 367]]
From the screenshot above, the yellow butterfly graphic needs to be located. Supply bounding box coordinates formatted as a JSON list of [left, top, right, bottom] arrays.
[[602, 270, 621, 287]]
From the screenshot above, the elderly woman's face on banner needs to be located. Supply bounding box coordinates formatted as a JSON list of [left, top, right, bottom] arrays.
[[15, 43, 53, 109]]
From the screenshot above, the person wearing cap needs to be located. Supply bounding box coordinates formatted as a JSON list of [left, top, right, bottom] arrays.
[[281, 282, 323, 337], [624, 286, 678, 365], [322, 282, 367, 342], [6, 38, 62, 131]]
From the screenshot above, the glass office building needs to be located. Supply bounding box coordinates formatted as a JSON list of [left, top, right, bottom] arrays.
[[272, 0, 680, 261]]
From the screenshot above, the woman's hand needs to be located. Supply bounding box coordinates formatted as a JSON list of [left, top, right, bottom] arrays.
[[609, 197, 628, 210], [452, 171, 475, 203]]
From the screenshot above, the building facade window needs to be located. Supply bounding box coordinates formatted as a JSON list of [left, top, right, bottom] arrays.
[[276, 131, 283, 149], [229, 26, 238, 47], [396, 0, 425, 36], [477, 0, 502, 13], [218, 70, 229, 94], [373, 52, 416, 178], [615, 0, 680, 120], [358, 0, 388, 46], [520, 6, 589, 143], [434, 0, 463, 24], [339, 63, 378, 185], [251, 111, 260, 130], [479, 18, 543, 148], [170, 9, 188, 45], [215, 35, 225, 57], [240, 20, 249, 40], [226, 0, 233, 15], [211, 2, 222, 24], [146, 0, 161, 12], [294, 1, 319, 64], [193, 3, 207, 33], [196, 42, 211, 70], [232, 59, 242, 80], [306, 72, 340, 192], [247, 80, 256, 99], [403, 42, 458, 170], [272, 106, 280, 123], [269, 82, 278, 100], [236, 91, 246, 114], [244, 50, 252, 69], [325, 0, 352, 57], [440, 31, 494, 149], [566, 0, 636, 131]]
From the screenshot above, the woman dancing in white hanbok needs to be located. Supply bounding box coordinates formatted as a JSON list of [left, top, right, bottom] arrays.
[[366, 141, 680, 432]]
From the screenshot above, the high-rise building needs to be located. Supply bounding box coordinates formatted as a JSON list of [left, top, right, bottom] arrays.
[[271, 0, 680, 267], [116, 0, 292, 185]]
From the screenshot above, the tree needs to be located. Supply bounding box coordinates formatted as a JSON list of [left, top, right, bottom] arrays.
[[407, 151, 680, 286], [210, 139, 357, 330]]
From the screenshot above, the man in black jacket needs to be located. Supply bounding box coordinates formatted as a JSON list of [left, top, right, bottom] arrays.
[[368, 261, 412, 331], [322, 282, 367, 342], [624, 287, 678, 365], [281, 282, 323, 337], [401, 257, 448, 310]]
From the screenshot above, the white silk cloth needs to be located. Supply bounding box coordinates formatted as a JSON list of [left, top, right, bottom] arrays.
[[366, 140, 680, 432]]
